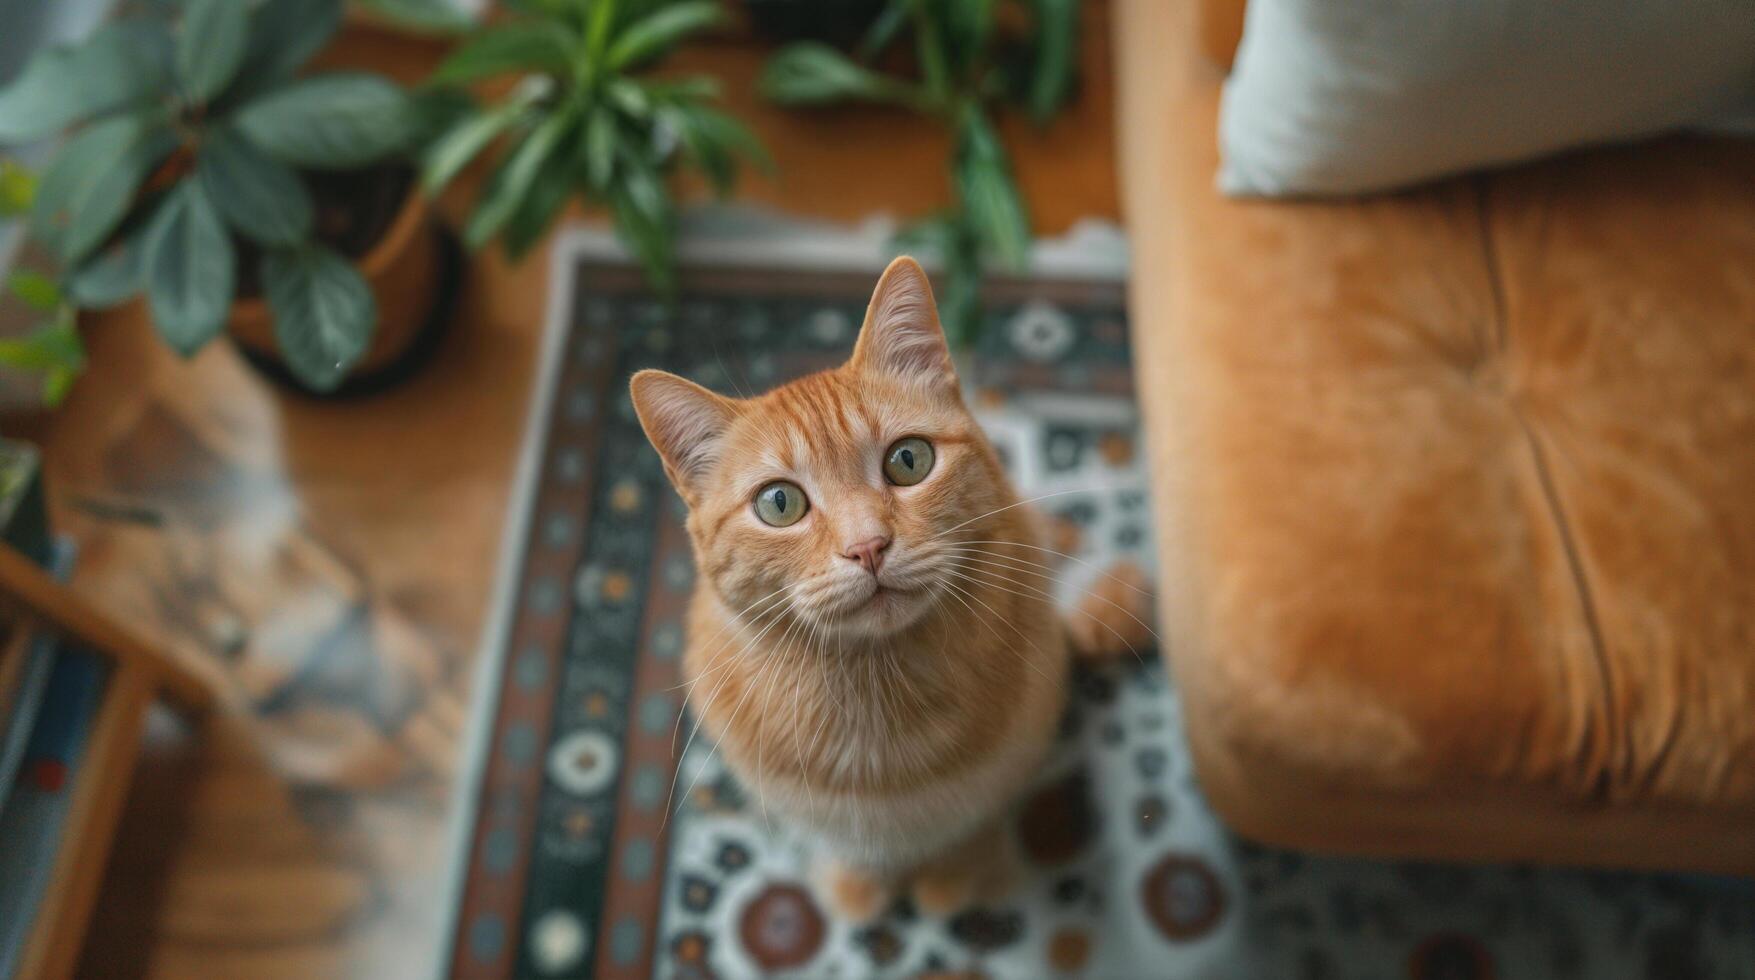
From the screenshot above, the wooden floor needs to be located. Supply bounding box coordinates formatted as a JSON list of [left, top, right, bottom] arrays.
[[25, 10, 1118, 978]]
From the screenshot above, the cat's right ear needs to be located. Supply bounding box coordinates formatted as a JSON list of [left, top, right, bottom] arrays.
[[630, 370, 739, 502], [851, 256, 957, 394]]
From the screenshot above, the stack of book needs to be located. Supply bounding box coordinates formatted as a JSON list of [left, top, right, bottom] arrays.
[[0, 443, 108, 978]]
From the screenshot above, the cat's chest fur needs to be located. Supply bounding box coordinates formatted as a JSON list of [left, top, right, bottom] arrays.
[[681, 550, 1068, 868]]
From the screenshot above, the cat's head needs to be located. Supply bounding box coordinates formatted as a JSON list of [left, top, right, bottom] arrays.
[[630, 257, 1014, 640]]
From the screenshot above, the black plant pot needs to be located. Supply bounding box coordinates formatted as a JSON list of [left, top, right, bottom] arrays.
[[742, 0, 888, 46]]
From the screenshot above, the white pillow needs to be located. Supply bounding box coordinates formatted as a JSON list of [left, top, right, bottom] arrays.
[[1219, 0, 1755, 196]]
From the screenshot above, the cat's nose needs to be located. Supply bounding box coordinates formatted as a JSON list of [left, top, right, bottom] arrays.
[[843, 536, 890, 575]]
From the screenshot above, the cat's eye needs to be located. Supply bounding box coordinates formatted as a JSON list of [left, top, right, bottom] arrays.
[[754, 481, 809, 527], [883, 438, 935, 486]]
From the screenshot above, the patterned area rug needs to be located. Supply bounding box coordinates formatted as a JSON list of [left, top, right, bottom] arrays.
[[444, 228, 1755, 980]]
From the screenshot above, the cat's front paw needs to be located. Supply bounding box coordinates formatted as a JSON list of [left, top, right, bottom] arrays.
[[908, 821, 1017, 917], [1065, 560, 1157, 660], [909, 867, 979, 917], [816, 859, 893, 925]]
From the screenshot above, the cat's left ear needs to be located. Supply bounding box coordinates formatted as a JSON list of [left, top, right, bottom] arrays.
[[630, 370, 739, 503], [851, 256, 957, 394]]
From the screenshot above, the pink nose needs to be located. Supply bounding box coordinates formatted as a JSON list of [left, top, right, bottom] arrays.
[[843, 536, 890, 575]]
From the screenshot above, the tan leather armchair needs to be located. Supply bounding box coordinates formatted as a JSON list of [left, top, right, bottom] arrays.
[[1116, 0, 1755, 875]]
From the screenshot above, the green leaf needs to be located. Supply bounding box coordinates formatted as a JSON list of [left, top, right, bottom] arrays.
[[0, 331, 61, 373], [0, 160, 35, 217], [955, 108, 1030, 269], [609, 155, 675, 295], [42, 367, 78, 406], [606, 78, 652, 119], [178, 0, 250, 104], [262, 245, 377, 391], [464, 113, 572, 250], [896, 211, 983, 347], [7, 270, 61, 313], [585, 0, 619, 62], [943, 0, 997, 72], [0, 20, 172, 143], [406, 86, 480, 148], [936, 258, 983, 347], [857, 1, 910, 61], [644, 76, 721, 103], [501, 146, 573, 260], [198, 128, 313, 246], [431, 22, 577, 85], [607, 1, 723, 71], [665, 104, 768, 195], [1027, 0, 1079, 122], [30, 111, 177, 264], [235, 74, 413, 170], [0, 320, 82, 373], [28, 307, 84, 405], [143, 181, 236, 355], [354, 0, 475, 33], [913, 3, 951, 103], [505, 0, 575, 15], [231, 0, 343, 102], [619, 149, 669, 221], [760, 43, 923, 109], [66, 224, 150, 310], [0, 314, 86, 406], [422, 102, 524, 194], [583, 107, 617, 190], [6, 270, 60, 312]]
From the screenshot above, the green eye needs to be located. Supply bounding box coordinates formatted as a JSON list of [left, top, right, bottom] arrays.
[[754, 481, 808, 526], [883, 437, 935, 486]]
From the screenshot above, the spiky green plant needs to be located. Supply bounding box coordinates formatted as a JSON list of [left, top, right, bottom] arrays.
[[761, 0, 1079, 346], [0, 0, 428, 392], [421, 0, 769, 294]]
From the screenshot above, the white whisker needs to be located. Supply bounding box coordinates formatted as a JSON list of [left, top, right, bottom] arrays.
[[942, 563, 1147, 666], [663, 588, 802, 830], [939, 550, 1160, 647], [752, 608, 815, 833], [941, 539, 1156, 600], [936, 577, 1055, 685], [665, 584, 797, 694], [928, 487, 1122, 541]]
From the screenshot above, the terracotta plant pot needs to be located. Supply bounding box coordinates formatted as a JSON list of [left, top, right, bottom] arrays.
[[226, 182, 453, 390]]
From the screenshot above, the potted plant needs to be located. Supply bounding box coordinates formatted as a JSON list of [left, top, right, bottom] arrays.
[[760, 0, 1079, 346], [0, 0, 459, 394], [420, 0, 768, 293]]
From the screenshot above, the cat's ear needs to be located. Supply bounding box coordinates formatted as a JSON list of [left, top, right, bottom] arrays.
[[630, 370, 739, 501], [851, 256, 957, 392]]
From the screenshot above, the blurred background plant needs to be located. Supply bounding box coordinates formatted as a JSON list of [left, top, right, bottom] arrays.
[[760, 0, 1079, 346], [0, 0, 441, 394], [420, 0, 769, 295], [353, 0, 477, 32], [0, 159, 83, 405]]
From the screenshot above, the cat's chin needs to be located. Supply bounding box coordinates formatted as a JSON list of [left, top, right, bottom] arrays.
[[821, 584, 934, 639]]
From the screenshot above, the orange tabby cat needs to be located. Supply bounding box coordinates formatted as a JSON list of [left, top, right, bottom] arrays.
[[632, 257, 1093, 921]]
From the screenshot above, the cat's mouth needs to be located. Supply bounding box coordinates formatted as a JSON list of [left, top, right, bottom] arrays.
[[843, 581, 912, 613], [865, 583, 921, 607], [818, 577, 933, 635]]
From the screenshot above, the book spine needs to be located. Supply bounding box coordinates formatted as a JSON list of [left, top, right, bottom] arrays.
[[0, 440, 49, 568]]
